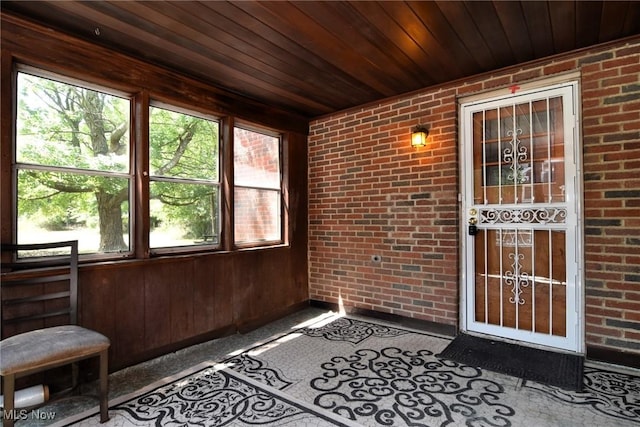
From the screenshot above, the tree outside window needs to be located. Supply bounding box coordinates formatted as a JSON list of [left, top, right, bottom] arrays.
[[16, 72, 131, 254], [14, 70, 282, 257], [149, 106, 220, 249]]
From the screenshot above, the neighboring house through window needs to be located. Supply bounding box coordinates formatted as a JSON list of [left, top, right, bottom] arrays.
[[233, 127, 282, 245]]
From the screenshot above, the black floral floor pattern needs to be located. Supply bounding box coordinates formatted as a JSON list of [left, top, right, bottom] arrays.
[[525, 366, 640, 422], [225, 317, 639, 427], [55, 315, 639, 426], [227, 318, 514, 426], [58, 363, 358, 427], [115, 368, 339, 426]]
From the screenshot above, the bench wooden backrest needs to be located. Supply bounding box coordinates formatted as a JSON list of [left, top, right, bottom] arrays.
[[0, 241, 79, 339]]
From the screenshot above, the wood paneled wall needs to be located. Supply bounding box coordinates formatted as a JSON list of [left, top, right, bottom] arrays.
[[78, 244, 308, 370], [1, 13, 309, 370]]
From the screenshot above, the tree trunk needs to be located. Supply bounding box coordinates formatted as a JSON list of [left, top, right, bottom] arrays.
[[96, 190, 127, 252]]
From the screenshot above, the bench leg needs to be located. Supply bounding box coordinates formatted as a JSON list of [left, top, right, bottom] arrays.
[[72, 361, 80, 393], [2, 374, 15, 427], [98, 349, 109, 423]]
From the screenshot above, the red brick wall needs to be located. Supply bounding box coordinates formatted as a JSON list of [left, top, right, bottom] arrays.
[[581, 41, 640, 354], [308, 37, 640, 355]]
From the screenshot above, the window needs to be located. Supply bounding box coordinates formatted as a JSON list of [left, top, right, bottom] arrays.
[[13, 68, 286, 258], [233, 127, 282, 245], [15, 71, 131, 255], [149, 106, 220, 249]]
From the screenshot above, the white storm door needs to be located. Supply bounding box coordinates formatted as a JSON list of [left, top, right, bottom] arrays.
[[461, 83, 582, 353]]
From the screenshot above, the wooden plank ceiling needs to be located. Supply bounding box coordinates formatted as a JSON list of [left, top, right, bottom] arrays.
[[2, 1, 639, 119]]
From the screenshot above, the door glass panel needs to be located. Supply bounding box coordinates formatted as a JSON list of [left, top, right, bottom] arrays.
[[474, 227, 567, 337], [473, 97, 566, 206]]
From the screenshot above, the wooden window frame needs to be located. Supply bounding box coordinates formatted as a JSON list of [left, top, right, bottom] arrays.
[[10, 65, 289, 261]]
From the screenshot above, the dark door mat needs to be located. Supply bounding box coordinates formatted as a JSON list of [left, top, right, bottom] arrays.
[[438, 333, 584, 391]]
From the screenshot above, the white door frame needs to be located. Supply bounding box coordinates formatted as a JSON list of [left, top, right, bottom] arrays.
[[459, 79, 585, 354]]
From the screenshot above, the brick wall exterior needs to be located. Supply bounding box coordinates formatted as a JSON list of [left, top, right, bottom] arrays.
[[234, 128, 281, 243], [308, 37, 640, 355]]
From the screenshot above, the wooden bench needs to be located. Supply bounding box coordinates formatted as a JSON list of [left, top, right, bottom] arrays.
[[0, 241, 109, 426]]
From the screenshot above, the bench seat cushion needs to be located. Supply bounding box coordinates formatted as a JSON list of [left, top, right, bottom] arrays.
[[0, 325, 110, 376]]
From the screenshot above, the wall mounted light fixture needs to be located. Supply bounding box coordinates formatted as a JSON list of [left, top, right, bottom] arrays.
[[411, 125, 429, 148]]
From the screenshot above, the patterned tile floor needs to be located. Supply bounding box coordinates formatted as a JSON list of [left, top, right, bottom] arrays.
[[11, 307, 640, 426]]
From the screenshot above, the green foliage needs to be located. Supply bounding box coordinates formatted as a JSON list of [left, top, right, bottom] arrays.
[[17, 73, 130, 250], [149, 107, 219, 240], [149, 107, 218, 180], [17, 73, 220, 250], [18, 171, 86, 230]]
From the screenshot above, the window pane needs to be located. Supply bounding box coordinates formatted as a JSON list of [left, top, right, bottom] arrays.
[[150, 182, 219, 248], [16, 72, 131, 257], [234, 188, 281, 243], [149, 106, 220, 250], [17, 73, 130, 173], [149, 107, 219, 180], [17, 170, 130, 254], [234, 128, 280, 188]]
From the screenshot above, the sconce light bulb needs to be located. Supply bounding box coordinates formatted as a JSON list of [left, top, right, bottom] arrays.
[[411, 125, 429, 148]]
